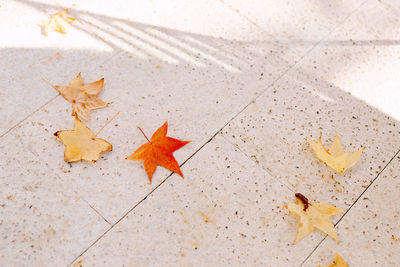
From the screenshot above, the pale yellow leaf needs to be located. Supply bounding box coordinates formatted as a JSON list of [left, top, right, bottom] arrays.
[[308, 135, 365, 174], [287, 194, 344, 244], [55, 116, 112, 163]]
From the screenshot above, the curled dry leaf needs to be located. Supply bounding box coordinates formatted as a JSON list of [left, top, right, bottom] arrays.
[[55, 116, 112, 163], [127, 121, 190, 183], [319, 253, 348, 267], [287, 193, 344, 244], [308, 135, 365, 174], [54, 73, 109, 121], [39, 9, 75, 36]]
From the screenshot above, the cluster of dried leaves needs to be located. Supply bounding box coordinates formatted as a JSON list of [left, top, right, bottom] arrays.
[[41, 9, 367, 266], [48, 73, 190, 184]]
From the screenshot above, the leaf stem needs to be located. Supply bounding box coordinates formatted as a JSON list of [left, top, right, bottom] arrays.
[[137, 126, 151, 143], [95, 111, 120, 137]]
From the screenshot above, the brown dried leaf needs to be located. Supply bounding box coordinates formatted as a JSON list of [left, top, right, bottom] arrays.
[[54, 73, 109, 121]]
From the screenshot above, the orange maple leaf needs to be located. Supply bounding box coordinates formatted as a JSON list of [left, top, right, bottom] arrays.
[[127, 122, 190, 183]]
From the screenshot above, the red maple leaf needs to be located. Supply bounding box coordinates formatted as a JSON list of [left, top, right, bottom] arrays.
[[127, 122, 190, 183]]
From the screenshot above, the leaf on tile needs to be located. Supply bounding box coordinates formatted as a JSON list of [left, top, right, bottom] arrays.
[[308, 135, 365, 174], [39, 9, 75, 36], [286, 193, 344, 244], [319, 253, 348, 267], [55, 116, 112, 163], [44, 73, 110, 121], [126, 121, 190, 183]]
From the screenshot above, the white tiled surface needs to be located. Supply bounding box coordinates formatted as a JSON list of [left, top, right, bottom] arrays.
[[1, 0, 399, 266]]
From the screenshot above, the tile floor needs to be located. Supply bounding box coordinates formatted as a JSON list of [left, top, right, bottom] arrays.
[[0, 0, 399, 266]]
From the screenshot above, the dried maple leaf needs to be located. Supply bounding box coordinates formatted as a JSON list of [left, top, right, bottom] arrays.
[[319, 253, 348, 267], [53, 73, 109, 121], [308, 135, 365, 174], [39, 9, 75, 36], [55, 116, 112, 163], [127, 121, 190, 183], [287, 193, 344, 244]]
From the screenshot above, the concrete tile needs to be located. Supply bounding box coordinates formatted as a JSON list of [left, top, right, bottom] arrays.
[[72, 135, 340, 266], [221, 0, 365, 54], [221, 61, 399, 211], [303, 153, 400, 266], [0, 132, 110, 265]]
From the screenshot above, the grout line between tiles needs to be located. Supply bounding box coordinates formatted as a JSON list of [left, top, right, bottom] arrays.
[[52, 170, 113, 226], [299, 148, 400, 267], [333, 149, 399, 226], [0, 94, 60, 139], [220, 133, 295, 193], [80, 197, 112, 225]]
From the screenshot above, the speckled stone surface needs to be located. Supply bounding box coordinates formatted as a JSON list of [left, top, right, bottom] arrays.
[[1, 0, 400, 266], [0, 133, 110, 265], [71, 135, 340, 266], [302, 153, 400, 266]]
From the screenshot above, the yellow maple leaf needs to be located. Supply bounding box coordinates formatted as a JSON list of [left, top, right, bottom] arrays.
[[308, 135, 365, 174], [54, 73, 110, 121], [319, 253, 348, 267], [287, 193, 344, 244], [55, 116, 112, 163], [39, 9, 76, 36]]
